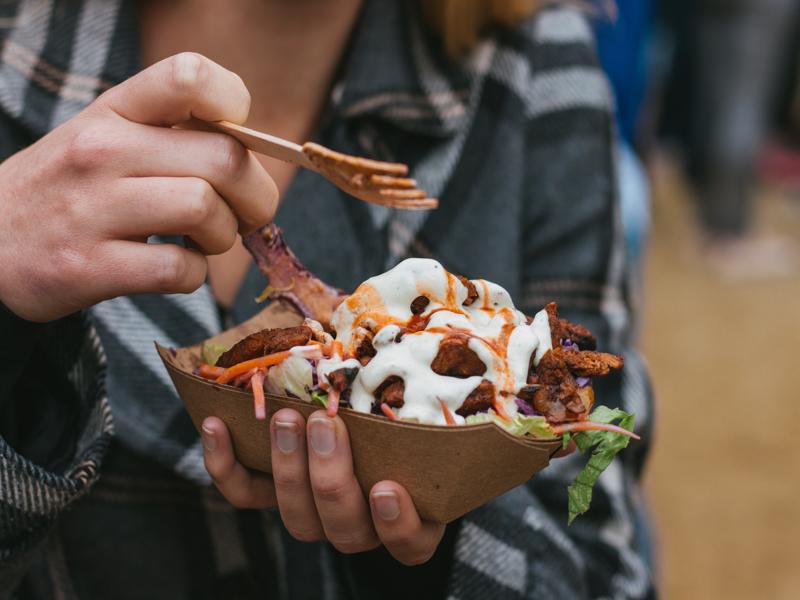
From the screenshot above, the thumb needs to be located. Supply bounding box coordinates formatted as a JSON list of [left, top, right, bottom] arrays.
[[97, 52, 250, 127]]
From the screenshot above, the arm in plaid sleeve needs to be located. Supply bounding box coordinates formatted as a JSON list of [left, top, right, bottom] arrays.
[[0, 307, 113, 593]]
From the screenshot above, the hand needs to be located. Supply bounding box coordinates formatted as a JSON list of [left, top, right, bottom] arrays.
[[0, 52, 278, 322], [202, 410, 446, 566]]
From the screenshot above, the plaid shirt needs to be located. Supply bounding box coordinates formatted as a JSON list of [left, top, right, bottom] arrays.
[[0, 1, 655, 598]]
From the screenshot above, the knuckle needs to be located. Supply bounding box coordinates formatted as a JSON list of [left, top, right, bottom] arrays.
[[259, 177, 279, 221], [332, 533, 378, 555], [233, 73, 252, 114], [223, 490, 253, 509], [311, 477, 350, 504], [154, 247, 188, 291], [399, 549, 435, 567], [170, 52, 208, 91], [214, 135, 247, 178], [213, 220, 238, 255], [272, 469, 306, 492], [64, 127, 114, 172], [182, 179, 216, 226], [285, 525, 324, 543], [51, 245, 86, 285]]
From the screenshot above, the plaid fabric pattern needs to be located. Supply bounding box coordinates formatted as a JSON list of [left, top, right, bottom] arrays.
[[0, 1, 656, 598]]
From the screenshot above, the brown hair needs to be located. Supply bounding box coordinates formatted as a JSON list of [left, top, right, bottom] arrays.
[[421, 0, 542, 57]]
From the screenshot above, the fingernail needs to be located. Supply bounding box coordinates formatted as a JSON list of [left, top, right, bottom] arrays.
[[308, 417, 336, 456], [275, 420, 299, 454], [372, 491, 400, 521], [201, 424, 217, 452]]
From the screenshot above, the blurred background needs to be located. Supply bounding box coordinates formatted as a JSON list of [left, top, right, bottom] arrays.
[[596, 0, 800, 598]]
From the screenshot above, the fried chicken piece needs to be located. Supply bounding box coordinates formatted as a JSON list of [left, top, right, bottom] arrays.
[[531, 349, 587, 422], [216, 326, 312, 368], [544, 302, 597, 350], [355, 336, 376, 365], [373, 376, 405, 408], [431, 336, 487, 378], [555, 347, 624, 377], [534, 348, 572, 385], [410, 295, 430, 315], [456, 380, 495, 417], [456, 275, 479, 306], [327, 367, 359, 392]]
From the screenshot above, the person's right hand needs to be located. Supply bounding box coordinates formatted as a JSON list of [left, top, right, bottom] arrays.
[[0, 52, 278, 322]]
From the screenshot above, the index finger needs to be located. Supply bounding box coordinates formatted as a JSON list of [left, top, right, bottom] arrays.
[[98, 52, 250, 127]]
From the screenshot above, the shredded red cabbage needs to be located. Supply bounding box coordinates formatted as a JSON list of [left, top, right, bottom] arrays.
[[515, 396, 537, 416], [576, 376, 591, 387], [561, 339, 579, 351]]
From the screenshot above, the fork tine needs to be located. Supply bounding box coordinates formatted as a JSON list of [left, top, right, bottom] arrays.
[[375, 197, 439, 209], [369, 174, 418, 189], [378, 188, 428, 200]]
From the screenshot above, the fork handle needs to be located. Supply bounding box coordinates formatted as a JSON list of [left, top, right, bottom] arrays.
[[183, 118, 315, 170]]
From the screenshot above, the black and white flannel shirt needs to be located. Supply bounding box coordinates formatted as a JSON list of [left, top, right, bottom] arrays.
[[0, 1, 655, 598]]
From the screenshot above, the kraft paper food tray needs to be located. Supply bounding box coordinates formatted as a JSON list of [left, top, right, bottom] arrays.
[[156, 301, 563, 523]]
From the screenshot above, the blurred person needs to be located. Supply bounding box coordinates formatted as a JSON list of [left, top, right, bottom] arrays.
[[0, 1, 655, 599], [761, 12, 800, 191], [593, 0, 653, 326], [663, 0, 799, 278]]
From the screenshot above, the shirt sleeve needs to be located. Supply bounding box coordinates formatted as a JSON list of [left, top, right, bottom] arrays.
[[0, 306, 113, 591]]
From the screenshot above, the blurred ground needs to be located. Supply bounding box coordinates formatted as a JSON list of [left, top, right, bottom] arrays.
[[643, 156, 800, 600]]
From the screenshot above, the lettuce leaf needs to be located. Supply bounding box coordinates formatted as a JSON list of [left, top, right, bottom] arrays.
[[201, 342, 229, 366], [465, 413, 557, 439], [263, 356, 313, 402], [309, 389, 328, 409], [567, 406, 635, 524]]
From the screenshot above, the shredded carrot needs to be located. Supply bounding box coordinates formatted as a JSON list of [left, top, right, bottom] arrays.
[[551, 421, 640, 440], [332, 340, 344, 357], [381, 403, 398, 420], [216, 351, 293, 384], [197, 364, 224, 379], [216, 345, 323, 384], [492, 399, 513, 423], [326, 388, 340, 418], [438, 398, 456, 426], [233, 368, 258, 388], [251, 370, 266, 420]]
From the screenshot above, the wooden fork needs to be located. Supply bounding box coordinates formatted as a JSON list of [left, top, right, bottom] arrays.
[[187, 119, 437, 210]]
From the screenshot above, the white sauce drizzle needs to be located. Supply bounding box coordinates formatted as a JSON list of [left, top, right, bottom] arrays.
[[323, 258, 552, 425]]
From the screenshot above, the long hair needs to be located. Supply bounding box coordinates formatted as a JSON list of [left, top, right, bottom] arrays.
[[421, 0, 542, 57]]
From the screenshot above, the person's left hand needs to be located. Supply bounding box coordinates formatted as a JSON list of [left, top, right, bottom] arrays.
[[201, 410, 445, 565]]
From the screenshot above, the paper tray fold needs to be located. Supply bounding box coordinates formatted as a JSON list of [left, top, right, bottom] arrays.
[[157, 301, 562, 523]]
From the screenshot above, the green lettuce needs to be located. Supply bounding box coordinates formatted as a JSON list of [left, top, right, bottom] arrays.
[[567, 406, 635, 524], [309, 389, 328, 409], [465, 413, 557, 439], [201, 342, 229, 366]]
